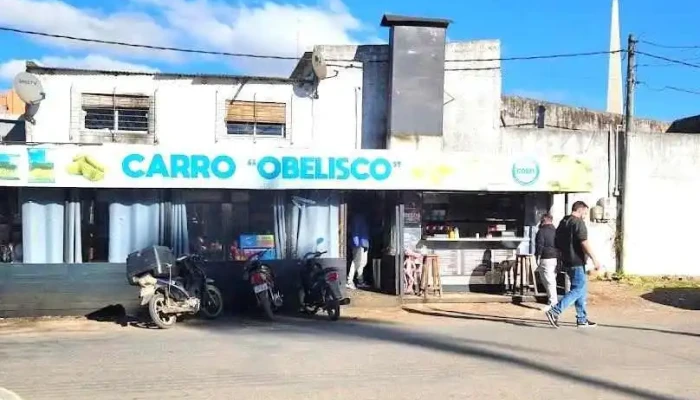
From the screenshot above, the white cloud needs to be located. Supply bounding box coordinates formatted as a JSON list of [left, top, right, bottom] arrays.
[[0, 55, 159, 80], [0, 60, 26, 81], [0, 0, 371, 76], [0, 0, 181, 60], [142, 0, 366, 75]]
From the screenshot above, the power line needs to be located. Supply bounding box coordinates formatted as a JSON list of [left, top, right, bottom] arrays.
[[638, 81, 700, 96], [0, 25, 624, 64], [0, 26, 301, 61], [455, 49, 624, 62], [639, 39, 700, 50], [636, 51, 700, 69]]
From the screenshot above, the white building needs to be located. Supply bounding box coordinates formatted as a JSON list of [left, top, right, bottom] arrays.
[[10, 13, 685, 318]]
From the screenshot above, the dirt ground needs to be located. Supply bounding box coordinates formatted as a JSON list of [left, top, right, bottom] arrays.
[[0, 280, 696, 335]]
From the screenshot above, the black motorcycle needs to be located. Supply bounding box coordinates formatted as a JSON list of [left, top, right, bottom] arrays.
[[298, 250, 349, 321], [127, 246, 224, 329], [242, 249, 283, 320]]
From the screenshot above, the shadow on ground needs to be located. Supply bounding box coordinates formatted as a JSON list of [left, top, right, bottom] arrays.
[[175, 313, 687, 400], [641, 288, 700, 310], [83, 301, 694, 400]]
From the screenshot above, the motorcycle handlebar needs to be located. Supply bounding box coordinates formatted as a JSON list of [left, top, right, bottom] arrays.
[[302, 250, 328, 259]]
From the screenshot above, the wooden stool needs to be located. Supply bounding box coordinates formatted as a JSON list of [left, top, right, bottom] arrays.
[[421, 255, 443, 298], [514, 254, 540, 296]]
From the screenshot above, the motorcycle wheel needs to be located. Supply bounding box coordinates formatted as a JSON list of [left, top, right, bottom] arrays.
[[200, 284, 224, 319], [258, 291, 275, 321], [325, 291, 341, 322], [148, 293, 177, 329]]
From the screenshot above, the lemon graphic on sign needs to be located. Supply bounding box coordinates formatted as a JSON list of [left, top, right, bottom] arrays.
[[66, 154, 107, 182], [411, 163, 455, 185], [547, 155, 593, 192]]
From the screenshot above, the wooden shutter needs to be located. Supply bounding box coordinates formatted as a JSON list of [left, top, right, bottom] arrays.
[[82, 93, 150, 109], [226, 101, 286, 124]]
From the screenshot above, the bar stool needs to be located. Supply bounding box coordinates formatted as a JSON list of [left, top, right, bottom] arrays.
[[421, 255, 442, 298], [514, 254, 540, 296]]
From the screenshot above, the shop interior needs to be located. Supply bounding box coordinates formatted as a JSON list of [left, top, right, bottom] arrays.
[[0, 187, 343, 266], [420, 192, 526, 241], [403, 191, 536, 294]]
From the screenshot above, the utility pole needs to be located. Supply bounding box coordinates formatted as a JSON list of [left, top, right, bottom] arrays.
[[617, 34, 636, 275]]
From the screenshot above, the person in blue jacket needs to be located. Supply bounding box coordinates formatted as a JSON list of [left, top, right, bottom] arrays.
[[347, 211, 370, 289]]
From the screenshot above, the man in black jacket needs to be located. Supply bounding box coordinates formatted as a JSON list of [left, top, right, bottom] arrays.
[[535, 214, 558, 308], [545, 201, 601, 329]]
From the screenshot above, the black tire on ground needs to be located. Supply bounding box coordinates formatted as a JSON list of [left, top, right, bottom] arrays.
[[325, 288, 341, 321], [148, 293, 177, 329], [258, 291, 275, 321], [326, 300, 340, 321], [200, 284, 224, 319]]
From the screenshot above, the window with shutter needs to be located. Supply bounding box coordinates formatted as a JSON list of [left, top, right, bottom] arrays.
[[225, 101, 286, 137], [81, 93, 152, 132]]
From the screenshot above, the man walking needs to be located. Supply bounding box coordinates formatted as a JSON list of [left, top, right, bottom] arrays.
[[535, 214, 558, 309], [545, 201, 601, 328]]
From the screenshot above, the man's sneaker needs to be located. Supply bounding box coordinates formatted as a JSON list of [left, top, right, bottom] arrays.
[[577, 320, 598, 328], [544, 310, 559, 328], [346, 282, 356, 290]]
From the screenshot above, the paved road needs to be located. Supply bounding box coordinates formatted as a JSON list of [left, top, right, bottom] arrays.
[[0, 306, 698, 400]]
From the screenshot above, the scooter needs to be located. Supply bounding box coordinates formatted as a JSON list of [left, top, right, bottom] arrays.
[[242, 249, 283, 320], [127, 247, 224, 329]]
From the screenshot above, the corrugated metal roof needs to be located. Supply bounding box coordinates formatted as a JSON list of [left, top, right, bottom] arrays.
[[26, 62, 307, 84]]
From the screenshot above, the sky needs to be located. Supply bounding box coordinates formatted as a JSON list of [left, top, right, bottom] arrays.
[[0, 0, 698, 122]]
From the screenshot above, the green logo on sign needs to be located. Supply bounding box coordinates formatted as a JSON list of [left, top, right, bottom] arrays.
[[511, 159, 540, 186]]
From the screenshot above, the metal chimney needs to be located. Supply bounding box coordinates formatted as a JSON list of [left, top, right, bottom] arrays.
[[381, 14, 451, 140]]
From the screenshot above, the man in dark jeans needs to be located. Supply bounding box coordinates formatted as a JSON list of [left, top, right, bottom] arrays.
[[545, 201, 601, 328]]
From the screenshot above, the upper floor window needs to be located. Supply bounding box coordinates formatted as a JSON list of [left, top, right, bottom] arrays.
[[226, 101, 286, 138], [73, 93, 156, 144], [82, 94, 151, 132]]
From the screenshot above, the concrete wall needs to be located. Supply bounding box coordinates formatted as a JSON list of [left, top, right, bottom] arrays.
[[314, 40, 502, 152], [0, 90, 24, 115], [624, 133, 700, 276], [502, 128, 618, 273], [502, 96, 671, 134], [26, 72, 329, 149]]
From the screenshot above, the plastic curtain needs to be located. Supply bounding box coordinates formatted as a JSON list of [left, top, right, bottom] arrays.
[[290, 192, 340, 259], [64, 189, 82, 263], [273, 192, 287, 259], [170, 190, 189, 257], [108, 189, 165, 263], [20, 188, 65, 263]]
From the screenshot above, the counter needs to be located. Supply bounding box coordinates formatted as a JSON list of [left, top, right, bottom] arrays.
[[419, 237, 527, 289]]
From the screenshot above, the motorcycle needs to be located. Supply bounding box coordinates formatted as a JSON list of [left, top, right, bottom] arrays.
[[298, 249, 349, 321], [242, 249, 283, 320], [127, 246, 224, 329]]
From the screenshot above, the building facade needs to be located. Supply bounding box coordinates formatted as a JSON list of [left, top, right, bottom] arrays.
[[3, 13, 693, 317]]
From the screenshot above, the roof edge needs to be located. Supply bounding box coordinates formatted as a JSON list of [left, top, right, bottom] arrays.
[[25, 62, 304, 84], [380, 14, 451, 28]]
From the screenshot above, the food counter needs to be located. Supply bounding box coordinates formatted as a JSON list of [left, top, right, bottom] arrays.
[[418, 237, 527, 288]]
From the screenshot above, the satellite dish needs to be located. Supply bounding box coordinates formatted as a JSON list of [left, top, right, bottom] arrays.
[[13, 72, 45, 105], [311, 48, 327, 80]]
